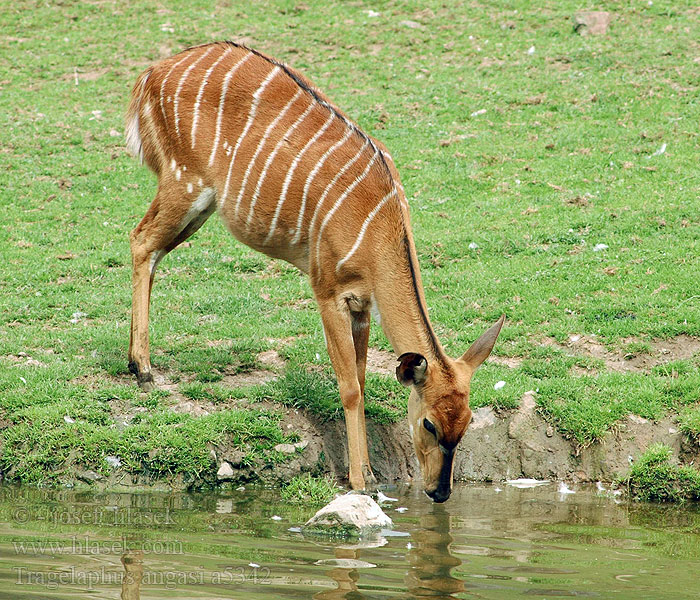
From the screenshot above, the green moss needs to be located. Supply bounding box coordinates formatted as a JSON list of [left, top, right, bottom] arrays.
[[624, 444, 700, 502]]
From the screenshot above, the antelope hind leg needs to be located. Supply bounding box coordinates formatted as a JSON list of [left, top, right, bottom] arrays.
[[128, 186, 216, 390]]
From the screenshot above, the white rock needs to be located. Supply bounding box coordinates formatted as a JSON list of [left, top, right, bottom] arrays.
[[506, 478, 550, 488], [365, 10, 380, 17], [303, 493, 392, 535], [527, 45, 536, 55], [217, 462, 235, 480], [64, 415, 75, 424], [494, 380, 506, 390], [470, 109, 486, 117], [395, 507, 408, 513], [271, 515, 282, 521], [593, 243, 608, 252], [105, 455, 121, 468], [468, 241, 479, 249]]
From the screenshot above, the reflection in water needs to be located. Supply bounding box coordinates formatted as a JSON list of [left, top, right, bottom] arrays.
[[406, 505, 464, 599], [121, 550, 143, 600], [313, 546, 364, 600]]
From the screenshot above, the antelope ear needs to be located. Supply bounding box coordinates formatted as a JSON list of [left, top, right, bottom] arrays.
[[396, 353, 428, 387], [460, 314, 505, 370]]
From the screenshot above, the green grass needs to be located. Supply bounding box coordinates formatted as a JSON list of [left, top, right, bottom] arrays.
[[281, 473, 342, 505], [0, 404, 293, 486], [624, 444, 700, 502], [1, 0, 699, 485]]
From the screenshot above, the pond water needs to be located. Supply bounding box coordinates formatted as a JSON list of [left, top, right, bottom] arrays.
[[0, 482, 698, 599]]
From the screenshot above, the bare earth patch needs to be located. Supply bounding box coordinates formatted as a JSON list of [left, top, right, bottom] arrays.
[[365, 348, 396, 376], [487, 355, 523, 368], [540, 334, 700, 374]]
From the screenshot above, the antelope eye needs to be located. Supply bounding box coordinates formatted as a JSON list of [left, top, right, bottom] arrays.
[[423, 418, 437, 436]]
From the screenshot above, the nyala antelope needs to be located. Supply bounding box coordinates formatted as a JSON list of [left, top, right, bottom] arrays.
[[125, 42, 504, 502]]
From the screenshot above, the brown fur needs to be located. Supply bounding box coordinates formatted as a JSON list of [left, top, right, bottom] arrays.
[[125, 42, 504, 498]]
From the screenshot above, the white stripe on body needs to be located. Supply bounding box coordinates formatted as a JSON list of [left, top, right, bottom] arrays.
[[191, 47, 233, 149], [240, 88, 304, 228], [160, 53, 192, 123], [208, 53, 255, 167], [173, 46, 215, 141], [250, 100, 318, 240], [315, 152, 378, 270], [336, 188, 396, 272], [381, 150, 408, 206], [291, 127, 353, 245], [264, 112, 335, 244], [307, 140, 370, 264], [220, 66, 282, 213]]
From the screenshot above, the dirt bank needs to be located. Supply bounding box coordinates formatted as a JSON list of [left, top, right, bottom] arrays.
[[208, 390, 700, 490]]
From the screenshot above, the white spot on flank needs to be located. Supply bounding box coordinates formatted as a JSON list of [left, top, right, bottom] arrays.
[[240, 89, 304, 228], [409, 423, 414, 440], [191, 47, 232, 149], [315, 150, 378, 270], [173, 46, 215, 140], [170, 158, 176, 171], [221, 66, 281, 212], [336, 188, 396, 272], [175, 168, 181, 181], [208, 53, 253, 167], [198, 178, 203, 187], [187, 182, 193, 194], [293, 125, 353, 244], [160, 53, 191, 122]]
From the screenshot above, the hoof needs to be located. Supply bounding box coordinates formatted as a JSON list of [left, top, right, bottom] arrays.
[[138, 377, 155, 393], [128, 361, 156, 392]]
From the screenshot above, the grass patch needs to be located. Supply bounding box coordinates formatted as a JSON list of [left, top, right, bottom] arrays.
[[624, 444, 700, 502], [281, 473, 342, 505], [0, 406, 293, 485], [0, 0, 699, 483], [679, 406, 700, 442]]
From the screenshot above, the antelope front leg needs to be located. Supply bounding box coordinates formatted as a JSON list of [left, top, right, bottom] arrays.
[[318, 299, 366, 491], [351, 310, 376, 487]]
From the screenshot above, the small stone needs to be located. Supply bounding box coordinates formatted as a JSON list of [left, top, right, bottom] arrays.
[[293, 440, 309, 450], [274, 443, 297, 454], [217, 462, 235, 480], [104, 455, 121, 468], [76, 469, 102, 483], [573, 11, 611, 36], [303, 493, 392, 537]]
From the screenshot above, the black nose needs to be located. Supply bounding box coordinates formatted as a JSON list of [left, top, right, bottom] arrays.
[[426, 486, 451, 503]]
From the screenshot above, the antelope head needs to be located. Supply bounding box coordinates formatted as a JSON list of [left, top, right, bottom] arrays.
[[396, 315, 505, 503]]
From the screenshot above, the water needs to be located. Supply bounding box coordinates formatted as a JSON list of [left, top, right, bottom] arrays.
[[1, 483, 699, 599]]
